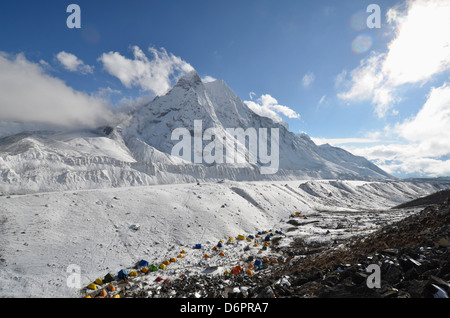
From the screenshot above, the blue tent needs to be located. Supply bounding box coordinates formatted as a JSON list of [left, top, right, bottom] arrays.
[[254, 260, 262, 267], [217, 242, 223, 248], [194, 244, 202, 249], [264, 235, 271, 242], [118, 269, 128, 280], [138, 259, 149, 267]]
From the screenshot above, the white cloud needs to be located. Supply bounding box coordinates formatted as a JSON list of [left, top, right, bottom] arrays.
[[56, 51, 94, 74], [98, 46, 194, 96], [396, 82, 450, 157], [0, 52, 114, 129], [244, 94, 300, 126], [337, 82, 450, 177], [301, 72, 315, 89], [337, 0, 450, 118], [334, 70, 347, 88], [382, 0, 450, 86]]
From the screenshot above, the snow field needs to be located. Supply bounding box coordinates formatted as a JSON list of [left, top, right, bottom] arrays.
[[0, 179, 447, 297]]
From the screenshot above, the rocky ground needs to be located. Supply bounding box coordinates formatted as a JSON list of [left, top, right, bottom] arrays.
[[81, 199, 450, 299]]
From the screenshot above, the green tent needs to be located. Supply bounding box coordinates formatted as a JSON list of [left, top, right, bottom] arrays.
[[150, 264, 158, 272]]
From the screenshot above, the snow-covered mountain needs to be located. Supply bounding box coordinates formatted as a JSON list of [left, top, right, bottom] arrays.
[[0, 71, 393, 194]]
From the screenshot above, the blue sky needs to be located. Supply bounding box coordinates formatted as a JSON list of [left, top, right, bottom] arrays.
[[1, 0, 450, 178]]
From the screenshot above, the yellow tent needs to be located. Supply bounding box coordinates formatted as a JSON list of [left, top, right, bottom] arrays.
[[159, 264, 166, 270], [94, 278, 103, 285], [237, 235, 245, 240], [87, 283, 97, 290], [181, 250, 187, 254], [129, 271, 138, 277], [178, 254, 184, 258]]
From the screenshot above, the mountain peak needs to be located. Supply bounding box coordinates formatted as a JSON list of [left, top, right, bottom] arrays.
[[175, 70, 202, 89]]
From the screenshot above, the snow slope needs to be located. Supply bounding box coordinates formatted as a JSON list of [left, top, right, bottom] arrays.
[[1, 179, 449, 298]]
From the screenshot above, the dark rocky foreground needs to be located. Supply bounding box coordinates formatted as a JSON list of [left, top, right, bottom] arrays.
[[84, 202, 450, 299]]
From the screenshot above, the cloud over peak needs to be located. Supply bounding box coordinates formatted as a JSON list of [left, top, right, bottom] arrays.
[[98, 46, 194, 96], [244, 93, 300, 127]]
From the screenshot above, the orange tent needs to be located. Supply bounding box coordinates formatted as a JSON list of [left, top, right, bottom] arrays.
[[98, 289, 107, 298], [232, 265, 242, 275]]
